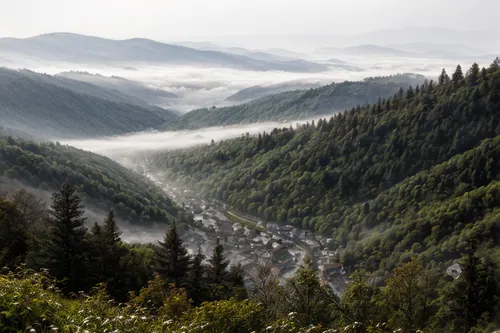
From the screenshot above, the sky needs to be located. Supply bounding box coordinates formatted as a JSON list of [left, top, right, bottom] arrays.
[[1, 0, 498, 42]]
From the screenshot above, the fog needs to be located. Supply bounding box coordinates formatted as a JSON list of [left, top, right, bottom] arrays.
[[63, 120, 310, 167], [1, 53, 472, 113]]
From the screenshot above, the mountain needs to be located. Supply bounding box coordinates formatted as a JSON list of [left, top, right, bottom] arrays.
[[225, 81, 324, 102], [168, 73, 426, 129], [0, 33, 329, 73], [57, 71, 178, 107], [0, 67, 178, 138], [150, 60, 500, 273], [0, 136, 185, 225], [315, 45, 414, 58], [341, 44, 413, 57], [386, 42, 484, 57]]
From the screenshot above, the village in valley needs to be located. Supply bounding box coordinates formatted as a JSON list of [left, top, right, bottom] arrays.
[[167, 186, 349, 296]]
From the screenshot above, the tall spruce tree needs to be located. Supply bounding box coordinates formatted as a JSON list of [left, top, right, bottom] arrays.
[[102, 211, 125, 282], [452, 64, 464, 84], [208, 238, 229, 284], [438, 68, 450, 85], [188, 247, 207, 305], [155, 222, 191, 288], [38, 183, 89, 293]]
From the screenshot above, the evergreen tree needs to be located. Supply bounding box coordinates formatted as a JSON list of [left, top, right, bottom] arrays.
[[37, 183, 89, 293], [188, 247, 206, 305], [155, 222, 191, 288], [467, 62, 480, 86], [452, 64, 464, 84], [0, 198, 29, 268], [208, 238, 229, 284], [89, 211, 126, 299], [444, 240, 499, 332], [438, 68, 450, 85]]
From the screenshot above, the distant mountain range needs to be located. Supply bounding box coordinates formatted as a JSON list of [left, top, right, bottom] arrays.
[[0, 67, 178, 138], [314, 42, 495, 60], [168, 73, 426, 130], [0, 33, 330, 73]]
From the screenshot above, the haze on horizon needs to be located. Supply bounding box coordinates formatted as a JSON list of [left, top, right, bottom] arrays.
[[2, 0, 499, 50]]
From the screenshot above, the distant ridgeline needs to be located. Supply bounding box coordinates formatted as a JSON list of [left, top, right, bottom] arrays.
[[151, 59, 500, 272], [0, 67, 178, 139], [166, 73, 426, 130], [0, 137, 185, 224]]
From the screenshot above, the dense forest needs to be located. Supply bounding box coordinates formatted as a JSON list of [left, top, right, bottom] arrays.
[[167, 73, 425, 130], [1, 184, 499, 332], [151, 60, 500, 274], [0, 136, 185, 224], [0, 67, 178, 138]]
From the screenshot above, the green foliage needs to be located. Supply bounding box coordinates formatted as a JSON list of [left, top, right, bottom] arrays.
[[155, 222, 191, 288], [151, 62, 500, 273], [0, 136, 183, 224], [33, 183, 89, 293], [167, 73, 425, 130]]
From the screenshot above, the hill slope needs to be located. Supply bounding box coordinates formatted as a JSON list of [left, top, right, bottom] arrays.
[[225, 81, 324, 102], [150, 60, 500, 271], [169, 73, 426, 129], [0, 67, 178, 138], [0, 136, 184, 225], [0, 33, 329, 73], [57, 71, 178, 107]]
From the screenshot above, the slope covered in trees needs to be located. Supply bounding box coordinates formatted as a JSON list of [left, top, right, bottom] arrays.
[[167, 73, 425, 130], [0, 136, 183, 224], [1, 185, 499, 332], [151, 60, 500, 272], [0, 67, 178, 138]]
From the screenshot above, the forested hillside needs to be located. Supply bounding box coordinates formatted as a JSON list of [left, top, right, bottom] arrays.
[[0, 137, 184, 224], [168, 73, 425, 130], [0, 67, 178, 138], [151, 60, 500, 272]]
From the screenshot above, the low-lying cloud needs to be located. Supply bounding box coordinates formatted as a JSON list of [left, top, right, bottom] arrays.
[[0, 53, 475, 113]]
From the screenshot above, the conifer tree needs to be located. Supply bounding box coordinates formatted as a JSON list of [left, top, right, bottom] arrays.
[[467, 62, 480, 86], [188, 247, 206, 305], [208, 238, 229, 284], [38, 183, 89, 293], [452, 64, 464, 83], [438, 68, 450, 85], [89, 211, 126, 298], [155, 222, 191, 288]]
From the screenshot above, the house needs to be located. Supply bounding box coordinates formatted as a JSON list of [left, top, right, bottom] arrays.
[[280, 225, 295, 232], [266, 222, 279, 230], [320, 263, 345, 279], [446, 263, 462, 279]]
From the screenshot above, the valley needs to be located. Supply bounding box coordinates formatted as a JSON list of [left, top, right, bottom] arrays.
[[1, 8, 500, 330]]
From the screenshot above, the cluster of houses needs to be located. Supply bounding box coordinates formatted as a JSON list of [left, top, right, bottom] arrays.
[[175, 193, 348, 293]]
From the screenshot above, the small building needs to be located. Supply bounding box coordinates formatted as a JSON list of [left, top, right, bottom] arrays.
[[446, 263, 462, 279]]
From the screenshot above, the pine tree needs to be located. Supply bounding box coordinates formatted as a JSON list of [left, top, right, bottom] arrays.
[[155, 222, 191, 288], [89, 211, 126, 298], [38, 183, 89, 293], [208, 238, 229, 284], [188, 247, 206, 305], [452, 64, 464, 84], [467, 62, 480, 86], [438, 68, 450, 85]]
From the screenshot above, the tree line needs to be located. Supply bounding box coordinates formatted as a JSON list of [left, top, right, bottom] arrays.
[[151, 59, 500, 274], [1, 183, 499, 332]]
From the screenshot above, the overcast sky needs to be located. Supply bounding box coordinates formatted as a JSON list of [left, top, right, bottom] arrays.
[[1, 0, 498, 41]]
